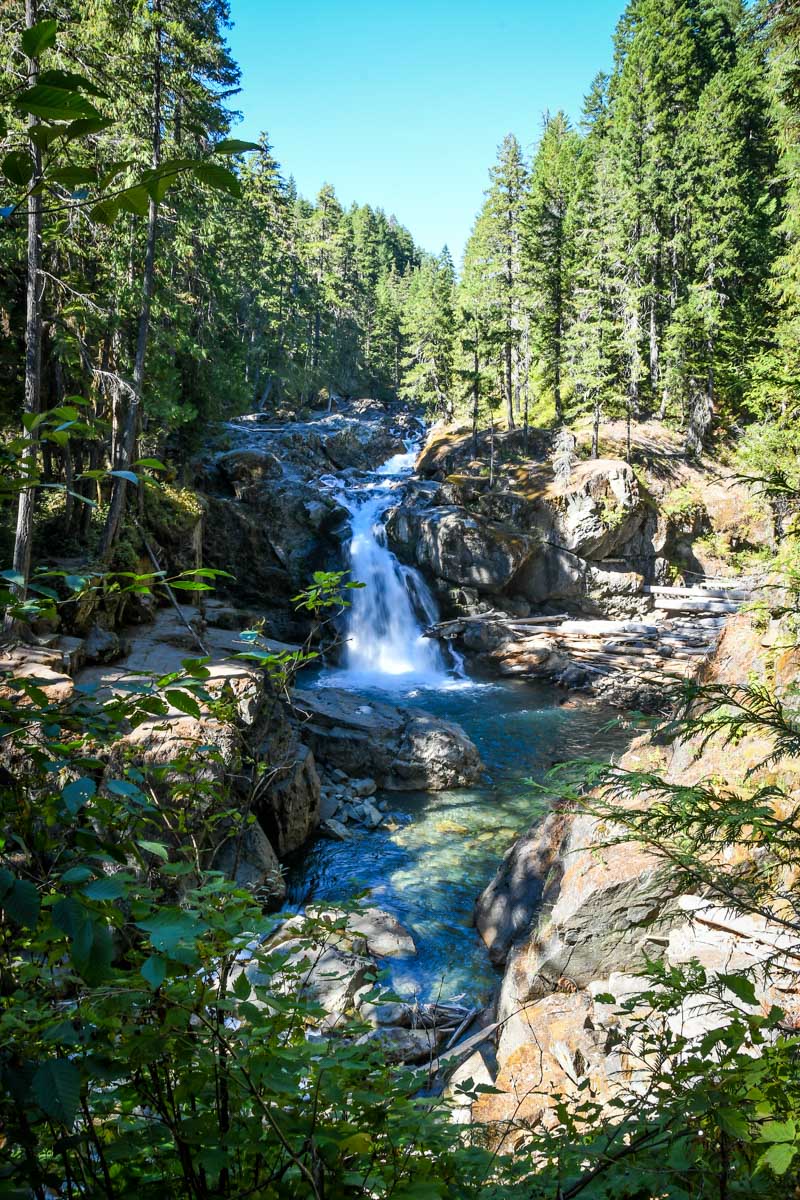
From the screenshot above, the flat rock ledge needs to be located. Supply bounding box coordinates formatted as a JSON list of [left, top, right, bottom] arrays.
[[290, 686, 483, 791]]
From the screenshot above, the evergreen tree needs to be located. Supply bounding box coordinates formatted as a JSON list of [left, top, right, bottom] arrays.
[[522, 112, 581, 425], [400, 250, 456, 416], [467, 134, 528, 429], [754, 0, 800, 420], [568, 76, 623, 454]]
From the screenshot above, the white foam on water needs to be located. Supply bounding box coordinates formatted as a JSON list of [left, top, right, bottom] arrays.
[[321, 440, 462, 693]]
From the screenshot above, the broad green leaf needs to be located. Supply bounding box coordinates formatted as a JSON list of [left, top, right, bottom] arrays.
[[3, 150, 34, 187], [165, 689, 202, 718], [761, 1119, 796, 1142], [117, 184, 151, 217], [719, 972, 759, 1007], [61, 776, 96, 814], [61, 866, 94, 884], [110, 469, 139, 484], [15, 85, 100, 122], [1, 570, 26, 588], [3, 879, 40, 929], [38, 68, 104, 97], [52, 897, 114, 983], [82, 875, 129, 901], [90, 197, 120, 225], [213, 138, 260, 154], [66, 116, 114, 139], [141, 955, 167, 989], [31, 1060, 81, 1128], [97, 159, 133, 189], [106, 778, 143, 798], [21, 19, 58, 58], [181, 567, 234, 578], [28, 124, 63, 150], [717, 1107, 749, 1139], [181, 657, 211, 680], [233, 970, 251, 1000], [140, 158, 195, 202], [193, 160, 241, 197], [758, 1143, 796, 1175], [48, 165, 97, 187], [138, 840, 170, 861], [137, 909, 205, 957], [134, 457, 167, 469]]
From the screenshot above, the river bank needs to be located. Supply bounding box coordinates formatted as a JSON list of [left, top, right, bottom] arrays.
[[2, 398, 775, 1080]]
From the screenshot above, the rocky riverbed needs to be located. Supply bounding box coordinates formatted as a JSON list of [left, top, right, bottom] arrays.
[[2, 398, 781, 1087]]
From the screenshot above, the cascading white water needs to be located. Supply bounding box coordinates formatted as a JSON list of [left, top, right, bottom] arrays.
[[323, 444, 454, 690]]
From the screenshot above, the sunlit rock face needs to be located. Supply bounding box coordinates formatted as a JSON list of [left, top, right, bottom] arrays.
[[386, 504, 538, 594], [469, 614, 800, 1138], [290, 686, 482, 792]]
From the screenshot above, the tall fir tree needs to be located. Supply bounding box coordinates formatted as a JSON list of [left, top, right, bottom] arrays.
[[522, 111, 582, 425]]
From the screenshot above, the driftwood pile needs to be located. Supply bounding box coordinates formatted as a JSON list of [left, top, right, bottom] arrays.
[[425, 579, 758, 693]]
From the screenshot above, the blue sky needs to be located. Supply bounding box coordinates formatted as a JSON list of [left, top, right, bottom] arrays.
[[225, 0, 624, 263]]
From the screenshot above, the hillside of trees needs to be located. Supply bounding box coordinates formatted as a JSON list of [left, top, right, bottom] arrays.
[[3, 2, 799, 565], [3, 1, 800, 1197]]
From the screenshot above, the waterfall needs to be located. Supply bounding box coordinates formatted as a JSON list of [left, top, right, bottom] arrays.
[[324, 444, 453, 690]]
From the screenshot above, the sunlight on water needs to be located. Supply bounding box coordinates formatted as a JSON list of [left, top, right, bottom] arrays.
[[288, 680, 631, 1004], [290, 445, 632, 1003], [322, 440, 458, 692]]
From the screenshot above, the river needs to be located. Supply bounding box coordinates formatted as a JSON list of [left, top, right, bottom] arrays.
[[286, 441, 631, 1005]]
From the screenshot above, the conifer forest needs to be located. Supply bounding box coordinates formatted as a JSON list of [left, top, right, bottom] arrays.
[[2, 2, 800, 1197]]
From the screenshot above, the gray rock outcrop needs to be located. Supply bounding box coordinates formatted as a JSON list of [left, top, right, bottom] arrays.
[[291, 686, 483, 790]]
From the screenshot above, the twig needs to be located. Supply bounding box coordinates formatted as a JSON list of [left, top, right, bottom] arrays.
[[131, 516, 209, 656]]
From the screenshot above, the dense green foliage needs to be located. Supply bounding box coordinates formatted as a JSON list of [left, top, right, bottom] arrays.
[[3, 2, 800, 1197], [0, 0, 435, 470], [457, 0, 793, 452], [2, 0, 798, 574]]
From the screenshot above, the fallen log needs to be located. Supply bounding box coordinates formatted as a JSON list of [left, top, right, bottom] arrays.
[[424, 1021, 500, 1079], [654, 597, 739, 614], [645, 584, 751, 600]]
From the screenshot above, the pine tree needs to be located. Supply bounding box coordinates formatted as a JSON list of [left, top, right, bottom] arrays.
[[399, 250, 456, 416], [754, 1, 800, 420], [568, 76, 623, 455], [522, 111, 581, 425], [468, 134, 528, 429]]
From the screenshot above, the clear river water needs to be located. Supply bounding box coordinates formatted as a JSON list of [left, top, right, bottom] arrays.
[[286, 442, 630, 1005]]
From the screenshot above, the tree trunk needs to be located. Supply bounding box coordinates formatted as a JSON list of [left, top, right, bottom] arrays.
[[6, 0, 43, 628], [553, 333, 563, 424], [649, 287, 659, 399], [101, 0, 162, 558], [592, 392, 601, 459], [504, 340, 515, 430], [522, 317, 530, 454], [471, 341, 480, 459]]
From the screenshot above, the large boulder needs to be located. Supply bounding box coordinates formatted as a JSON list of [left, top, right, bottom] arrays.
[[475, 810, 569, 965], [259, 740, 321, 856], [549, 459, 649, 560], [249, 941, 375, 1023], [204, 480, 347, 601], [212, 823, 285, 900], [471, 613, 800, 1140], [291, 687, 482, 791], [386, 504, 537, 594], [496, 809, 682, 1024], [90, 637, 321, 884], [355, 1025, 443, 1065]]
